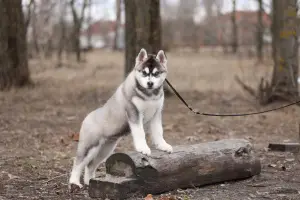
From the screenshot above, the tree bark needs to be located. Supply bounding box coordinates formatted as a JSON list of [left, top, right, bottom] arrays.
[[89, 139, 261, 199], [124, 0, 137, 76], [231, 0, 238, 54], [0, 0, 31, 90], [256, 0, 264, 62], [124, 0, 163, 75], [267, 0, 298, 102], [70, 0, 88, 62]]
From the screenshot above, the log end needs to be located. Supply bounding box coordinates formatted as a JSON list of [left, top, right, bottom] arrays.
[[88, 176, 141, 199], [105, 152, 159, 179]]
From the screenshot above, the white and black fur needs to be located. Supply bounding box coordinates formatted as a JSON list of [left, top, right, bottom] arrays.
[[69, 48, 173, 188]]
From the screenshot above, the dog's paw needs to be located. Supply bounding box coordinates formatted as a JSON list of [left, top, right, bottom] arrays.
[[69, 183, 83, 193], [156, 142, 173, 153], [136, 145, 151, 156]]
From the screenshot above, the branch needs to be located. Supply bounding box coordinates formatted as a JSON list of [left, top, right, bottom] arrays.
[[79, 0, 89, 25], [234, 75, 257, 98], [69, 0, 78, 23]]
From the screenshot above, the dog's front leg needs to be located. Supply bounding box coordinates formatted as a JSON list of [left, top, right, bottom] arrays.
[[149, 110, 173, 153], [126, 107, 151, 156]]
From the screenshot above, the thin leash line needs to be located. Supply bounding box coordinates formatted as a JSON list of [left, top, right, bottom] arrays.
[[165, 79, 300, 117]]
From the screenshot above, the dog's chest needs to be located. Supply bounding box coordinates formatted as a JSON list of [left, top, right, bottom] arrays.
[[132, 96, 161, 122]]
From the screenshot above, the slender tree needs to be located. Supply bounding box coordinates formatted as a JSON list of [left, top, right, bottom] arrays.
[[0, 0, 31, 90], [87, 0, 92, 49], [256, 0, 264, 62], [69, 0, 88, 62], [231, 0, 238, 53], [57, 0, 68, 67]]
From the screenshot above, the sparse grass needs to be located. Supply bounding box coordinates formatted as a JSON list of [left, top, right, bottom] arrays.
[[0, 49, 300, 200]]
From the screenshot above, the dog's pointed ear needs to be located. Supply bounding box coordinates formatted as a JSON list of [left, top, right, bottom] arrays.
[[156, 50, 167, 65], [136, 48, 148, 63]]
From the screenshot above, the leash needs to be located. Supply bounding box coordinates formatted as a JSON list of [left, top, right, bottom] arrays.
[[165, 79, 300, 117]]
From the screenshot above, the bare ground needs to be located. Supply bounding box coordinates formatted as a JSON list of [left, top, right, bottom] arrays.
[[1, 50, 300, 200]]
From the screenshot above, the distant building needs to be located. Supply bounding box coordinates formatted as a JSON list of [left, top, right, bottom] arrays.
[[80, 20, 124, 50], [201, 10, 272, 46]]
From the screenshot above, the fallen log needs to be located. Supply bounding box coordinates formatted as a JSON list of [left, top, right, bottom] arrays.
[[89, 139, 261, 199]]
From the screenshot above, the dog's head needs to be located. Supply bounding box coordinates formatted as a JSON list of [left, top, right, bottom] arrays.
[[134, 48, 167, 90]]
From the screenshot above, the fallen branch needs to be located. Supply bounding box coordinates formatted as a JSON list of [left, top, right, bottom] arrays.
[[234, 75, 257, 98], [42, 173, 67, 184]]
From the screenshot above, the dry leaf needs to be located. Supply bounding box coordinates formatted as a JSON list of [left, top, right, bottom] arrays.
[[159, 196, 170, 200], [285, 158, 295, 162], [145, 194, 154, 200], [268, 164, 276, 168], [159, 195, 176, 200], [69, 132, 79, 141]]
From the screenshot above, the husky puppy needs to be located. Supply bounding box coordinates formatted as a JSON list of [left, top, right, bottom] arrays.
[[69, 48, 173, 188]]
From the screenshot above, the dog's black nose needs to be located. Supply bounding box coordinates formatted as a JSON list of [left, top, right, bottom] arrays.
[[147, 82, 154, 88]]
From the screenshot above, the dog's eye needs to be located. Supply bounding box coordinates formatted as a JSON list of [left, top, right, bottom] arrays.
[[153, 71, 160, 77], [142, 71, 148, 76]]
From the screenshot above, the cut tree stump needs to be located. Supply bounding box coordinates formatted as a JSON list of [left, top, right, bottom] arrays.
[[88, 139, 261, 199]]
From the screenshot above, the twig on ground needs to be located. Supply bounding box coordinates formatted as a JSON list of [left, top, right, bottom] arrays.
[[234, 75, 257, 98], [42, 173, 68, 184]]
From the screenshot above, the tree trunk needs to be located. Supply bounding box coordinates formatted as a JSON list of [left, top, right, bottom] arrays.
[[231, 0, 238, 54], [70, 0, 88, 63], [31, 3, 40, 55], [57, 1, 67, 67], [0, 0, 31, 90], [87, 0, 92, 49], [89, 139, 261, 199], [124, 0, 163, 75], [267, 0, 298, 102], [75, 30, 81, 62], [124, 0, 171, 94], [44, 38, 53, 59], [124, 0, 137, 76], [113, 0, 121, 51], [256, 0, 264, 62]]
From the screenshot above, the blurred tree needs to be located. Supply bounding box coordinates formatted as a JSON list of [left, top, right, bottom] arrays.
[[69, 0, 88, 62], [124, 0, 162, 75], [24, 0, 35, 33], [124, 0, 136, 76], [231, 0, 238, 54], [0, 0, 31, 90], [124, 0, 171, 94], [30, 0, 40, 55], [177, 0, 198, 48], [256, 0, 264, 62], [259, 0, 298, 104], [87, 0, 93, 50], [57, 0, 68, 67], [113, 0, 122, 51], [202, 0, 224, 53]]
